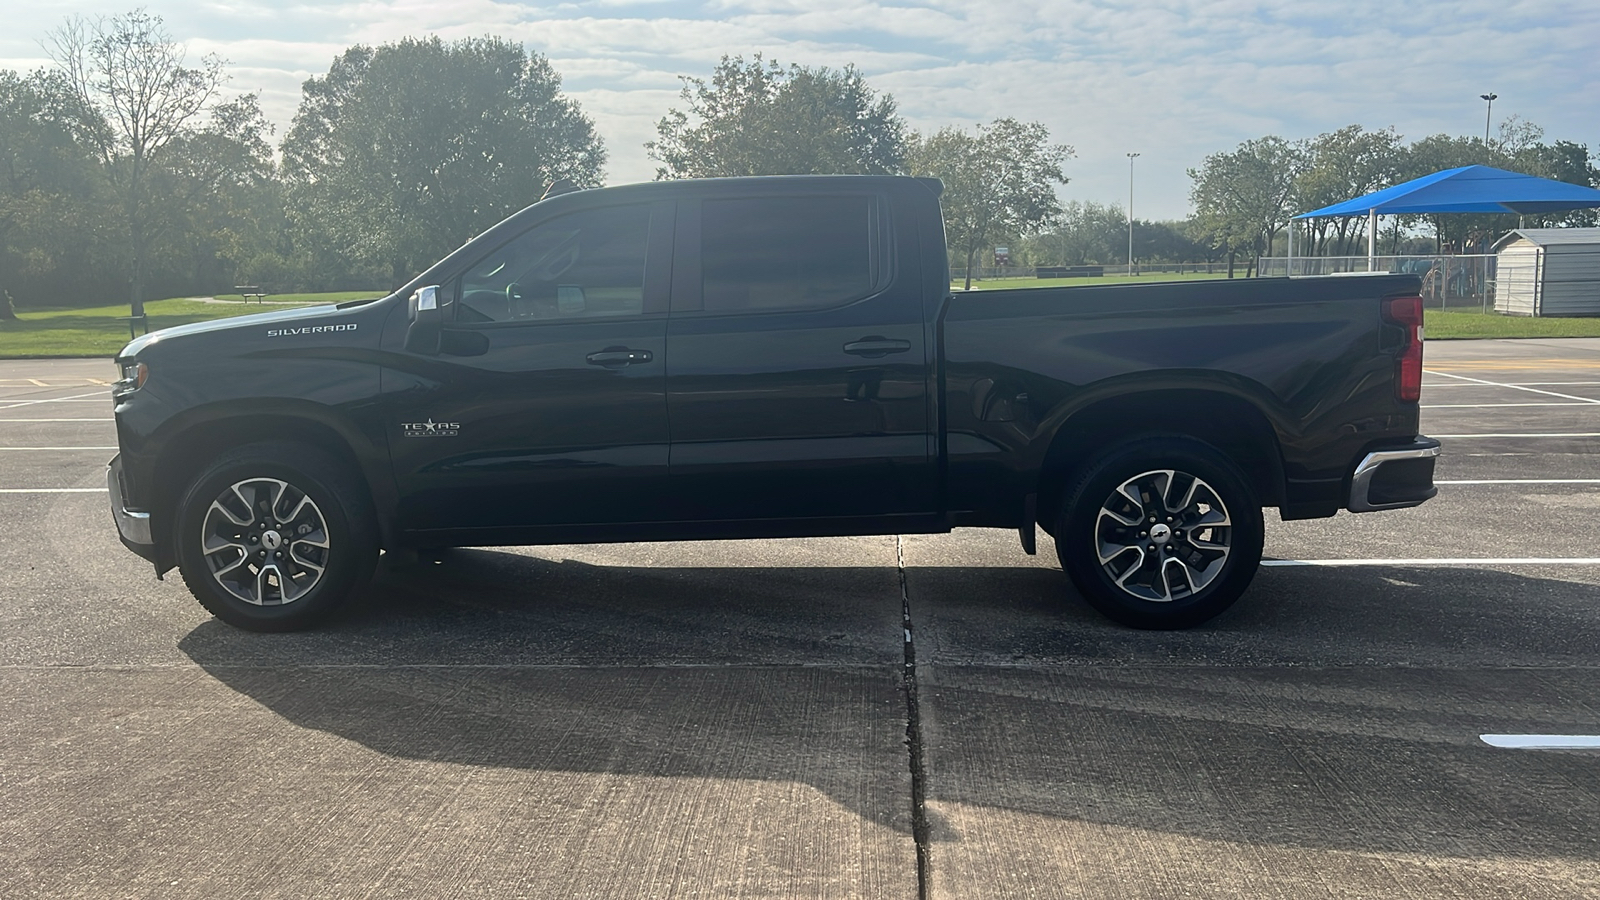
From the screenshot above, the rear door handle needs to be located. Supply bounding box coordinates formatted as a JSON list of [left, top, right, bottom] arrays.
[[586, 347, 653, 368], [843, 336, 912, 358]]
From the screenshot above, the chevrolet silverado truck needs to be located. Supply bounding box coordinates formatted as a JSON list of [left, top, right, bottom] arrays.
[[106, 175, 1438, 632]]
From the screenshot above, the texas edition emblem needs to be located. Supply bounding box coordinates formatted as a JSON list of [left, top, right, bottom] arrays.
[[401, 419, 459, 438]]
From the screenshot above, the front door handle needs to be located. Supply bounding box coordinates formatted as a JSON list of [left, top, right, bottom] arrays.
[[843, 336, 912, 358], [586, 346, 653, 368]]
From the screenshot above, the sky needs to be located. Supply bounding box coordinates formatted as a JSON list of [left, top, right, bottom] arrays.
[[5, 1, 1598, 222]]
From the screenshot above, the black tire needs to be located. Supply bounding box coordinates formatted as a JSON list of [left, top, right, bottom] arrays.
[[175, 441, 378, 632], [1055, 434, 1263, 629]]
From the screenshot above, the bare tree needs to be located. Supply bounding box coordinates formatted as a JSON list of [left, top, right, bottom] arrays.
[[49, 9, 224, 317]]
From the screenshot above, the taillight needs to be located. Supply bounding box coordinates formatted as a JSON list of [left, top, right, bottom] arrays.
[[1383, 296, 1424, 403]]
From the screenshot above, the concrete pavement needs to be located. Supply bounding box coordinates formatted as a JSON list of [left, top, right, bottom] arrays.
[[4, 343, 1600, 898]]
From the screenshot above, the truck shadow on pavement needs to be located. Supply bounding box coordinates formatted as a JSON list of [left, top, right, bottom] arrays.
[[178, 550, 1600, 862]]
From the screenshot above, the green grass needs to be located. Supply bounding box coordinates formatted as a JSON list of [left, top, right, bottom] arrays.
[[956, 272, 1233, 290], [0, 292, 380, 358], [1425, 308, 1600, 339]]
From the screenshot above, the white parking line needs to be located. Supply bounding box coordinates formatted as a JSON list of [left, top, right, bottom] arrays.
[[0, 391, 107, 410], [1437, 479, 1600, 485], [0, 379, 107, 385], [0, 488, 105, 493], [1424, 370, 1600, 405], [1430, 433, 1600, 438], [1263, 558, 1600, 567], [0, 398, 108, 406], [1424, 381, 1600, 387], [0, 418, 114, 423], [1481, 735, 1600, 750], [0, 447, 118, 451], [1423, 402, 1593, 408]]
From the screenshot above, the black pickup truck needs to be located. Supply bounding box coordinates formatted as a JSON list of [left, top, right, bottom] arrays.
[[106, 175, 1437, 632]]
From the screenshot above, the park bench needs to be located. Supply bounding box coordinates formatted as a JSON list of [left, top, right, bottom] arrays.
[[233, 285, 267, 303]]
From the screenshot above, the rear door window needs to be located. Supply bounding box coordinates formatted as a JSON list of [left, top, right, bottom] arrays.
[[699, 195, 888, 313]]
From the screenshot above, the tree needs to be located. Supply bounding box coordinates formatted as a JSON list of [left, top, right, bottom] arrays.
[[282, 36, 603, 288], [1188, 136, 1304, 277], [48, 9, 226, 317], [1296, 125, 1404, 256], [0, 68, 105, 310], [164, 93, 282, 290], [1137, 220, 1209, 265], [910, 119, 1072, 289], [1017, 201, 1123, 266], [1019, 210, 1209, 268], [1494, 115, 1544, 157], [648, 55, 907, 179]]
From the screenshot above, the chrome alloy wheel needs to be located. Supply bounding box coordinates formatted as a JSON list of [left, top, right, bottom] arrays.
[[1094, 469, 1232, 603], [200, 477, 330, 606]]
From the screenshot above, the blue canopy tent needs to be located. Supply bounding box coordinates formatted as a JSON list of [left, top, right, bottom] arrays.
[[1288, 165, 1600, 271]]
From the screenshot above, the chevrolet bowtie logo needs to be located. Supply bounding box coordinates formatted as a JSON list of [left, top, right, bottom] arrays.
[[401, 419, 460, 437]]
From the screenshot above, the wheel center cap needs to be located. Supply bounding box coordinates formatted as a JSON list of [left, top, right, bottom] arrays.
[[261, 530, 283, 551], [1149, 523, 1172, 544]]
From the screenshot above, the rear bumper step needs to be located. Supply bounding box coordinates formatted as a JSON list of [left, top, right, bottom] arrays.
[[1347, 438, 1441, 513]]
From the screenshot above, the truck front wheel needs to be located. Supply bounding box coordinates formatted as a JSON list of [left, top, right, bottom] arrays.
[[174, 441, 378, 632], [1056, 435, 1263, 629]]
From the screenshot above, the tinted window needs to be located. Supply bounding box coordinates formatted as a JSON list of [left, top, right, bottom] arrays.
[[458, 204, 649, 324], [701, 195, 882, 313]]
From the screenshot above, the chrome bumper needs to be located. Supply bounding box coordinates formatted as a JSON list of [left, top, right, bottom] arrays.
[[1347, 438, 1441, 513], [107, 455, 152, 546]]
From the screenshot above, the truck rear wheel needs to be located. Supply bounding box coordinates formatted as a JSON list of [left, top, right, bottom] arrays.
[[1056, 435, 1263, 629], [175, 441, 377, 632]]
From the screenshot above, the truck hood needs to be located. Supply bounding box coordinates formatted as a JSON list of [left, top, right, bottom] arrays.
[[116, 302, 379, 359]]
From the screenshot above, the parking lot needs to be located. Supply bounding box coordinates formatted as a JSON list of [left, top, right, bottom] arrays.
[[4, 341, 1600, 899]]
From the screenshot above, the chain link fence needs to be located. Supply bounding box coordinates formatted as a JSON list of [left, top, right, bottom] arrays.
[[950, 258, 1503, 310], [951, 262, 1238, 284], [1259, 255, 1497, 311]]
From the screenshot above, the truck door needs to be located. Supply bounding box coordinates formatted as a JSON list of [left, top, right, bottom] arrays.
[[383, 200, 674, 534], [664, 190, 936, 523]]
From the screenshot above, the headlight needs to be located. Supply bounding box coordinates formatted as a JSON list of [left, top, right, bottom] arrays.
[[114, 360, 148, 394]]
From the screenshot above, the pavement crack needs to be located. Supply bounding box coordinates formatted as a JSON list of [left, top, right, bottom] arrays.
[[897, 535, 931, 900]]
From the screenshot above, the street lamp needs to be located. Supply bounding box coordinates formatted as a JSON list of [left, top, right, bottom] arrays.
[[1480, 92, 1497, 145], [1126, 152, 1140, 276]]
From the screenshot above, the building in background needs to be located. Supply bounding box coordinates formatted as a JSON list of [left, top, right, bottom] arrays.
[[1494, 228, 1600, 317]]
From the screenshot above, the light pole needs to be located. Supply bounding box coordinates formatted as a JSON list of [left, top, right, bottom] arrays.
[[1126, 152, 1140, 276], [1480, 92, 1497, 145]]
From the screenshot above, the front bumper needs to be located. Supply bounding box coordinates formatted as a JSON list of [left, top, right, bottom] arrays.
[[1346, 437, 1441, 513], [108, 454, 156, 562]]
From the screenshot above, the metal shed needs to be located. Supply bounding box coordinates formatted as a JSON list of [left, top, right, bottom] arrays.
[[1493, 228, 1600, 317]]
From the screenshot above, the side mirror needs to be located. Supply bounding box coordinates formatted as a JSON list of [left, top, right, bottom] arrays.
[[405, 285, 442, 354]]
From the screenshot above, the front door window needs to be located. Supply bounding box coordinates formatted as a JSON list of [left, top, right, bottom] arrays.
[[458, 205, 650, 324]]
